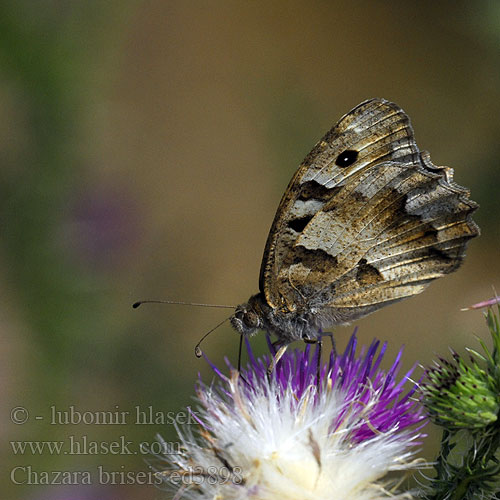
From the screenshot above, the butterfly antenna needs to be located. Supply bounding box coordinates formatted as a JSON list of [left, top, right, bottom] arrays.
[[132, 299, 235, 309], [194, 316, 232, 358]]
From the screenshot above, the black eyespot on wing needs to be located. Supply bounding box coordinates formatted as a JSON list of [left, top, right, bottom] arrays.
[[335, 149, 358, 167], [288, 216, 313, 233]]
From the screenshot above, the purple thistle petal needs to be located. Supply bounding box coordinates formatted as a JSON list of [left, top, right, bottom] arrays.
[[245, 337, 257, 366], [187, 405, 205, 427], [371, 341, 387, 375], [197, 330, 425, 445], [202, 353, 229, 381]]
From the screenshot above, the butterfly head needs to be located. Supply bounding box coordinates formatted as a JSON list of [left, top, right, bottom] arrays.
[[230, 294, 265, 336]]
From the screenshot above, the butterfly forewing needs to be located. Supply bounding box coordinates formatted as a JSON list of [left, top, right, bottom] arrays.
[[259, 98, 479, 323]]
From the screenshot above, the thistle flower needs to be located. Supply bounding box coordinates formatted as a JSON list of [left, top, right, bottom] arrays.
[[154, 331, 426, 500]]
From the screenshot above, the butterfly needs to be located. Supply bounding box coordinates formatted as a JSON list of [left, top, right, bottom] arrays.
[[230, 98, 479, 355]]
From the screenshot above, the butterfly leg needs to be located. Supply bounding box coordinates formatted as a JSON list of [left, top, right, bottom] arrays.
[[236, 334, 252, 388], [315, 338, 322, 387], [266, 344, 288, 380], [237, 334, 244, 373], [318, 331, 337, 358]]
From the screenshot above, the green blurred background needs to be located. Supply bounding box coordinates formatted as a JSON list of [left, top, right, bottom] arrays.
[[1, 1, 499, 499]]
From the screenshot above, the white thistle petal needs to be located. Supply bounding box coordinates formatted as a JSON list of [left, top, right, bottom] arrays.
[[157, 373, 421, 499], [154, 335, 426, 499]]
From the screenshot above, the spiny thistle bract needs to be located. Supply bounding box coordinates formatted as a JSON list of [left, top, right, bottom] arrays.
[[421, 306, 500, 500]]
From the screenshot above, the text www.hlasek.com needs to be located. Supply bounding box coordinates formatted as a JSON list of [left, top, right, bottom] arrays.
[[10, 435, 176, 456]]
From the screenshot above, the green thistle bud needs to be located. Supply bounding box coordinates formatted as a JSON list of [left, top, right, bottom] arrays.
[[422, 350, 499, 430], [422, 305, 500, 500]]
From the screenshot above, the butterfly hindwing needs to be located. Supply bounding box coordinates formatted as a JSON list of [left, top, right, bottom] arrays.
[[259, 98, 478, 322]]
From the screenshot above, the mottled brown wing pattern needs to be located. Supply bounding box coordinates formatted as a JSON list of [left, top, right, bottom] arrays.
[[259, 98, 478, 322]]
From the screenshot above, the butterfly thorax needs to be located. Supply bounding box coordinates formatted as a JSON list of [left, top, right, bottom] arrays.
[[230, 292, 321, 344]]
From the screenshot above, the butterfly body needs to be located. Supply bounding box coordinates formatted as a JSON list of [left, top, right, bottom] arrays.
[[231, 99, 479, 345], [231, 292, 322, 343]]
